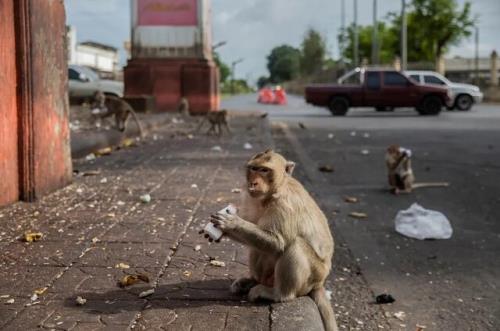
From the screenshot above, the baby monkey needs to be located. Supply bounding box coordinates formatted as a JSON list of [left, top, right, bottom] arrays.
[[385, 144, 449, 194], [195, 109, 231, 136], [91, 91, 144, 138]]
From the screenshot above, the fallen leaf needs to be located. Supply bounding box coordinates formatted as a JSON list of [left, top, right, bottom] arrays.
[[118, 274, 150, 288], [34, 287, 47, 295], [96, 147, 113, 156], [416, 324, 427, 331], [209, 260, 226, 267], [82, 170, 101, 176], [115, 263, 130, 269], [24, 232, 43, 242], [138, 289, 155, 298], [344, 196, 359, 203], [318, 165, 334, 173], [183, 270, 192, 277], [75, 296, 87, 306], [393, 311, 406, 321], [348, 212, 368, 219], [122, 138, 136, 147]]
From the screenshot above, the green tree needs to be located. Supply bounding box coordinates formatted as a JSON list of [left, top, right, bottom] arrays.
[[341, 22, 398, 65], [213, 52, 231, 84], [340, 0, 474, 66], [266, 45, 301, 83], [300, 28, 327, 75]]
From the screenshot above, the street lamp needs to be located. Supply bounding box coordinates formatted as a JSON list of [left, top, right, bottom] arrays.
[[231, 58, 244, 95], [212, 41, 227, 51]]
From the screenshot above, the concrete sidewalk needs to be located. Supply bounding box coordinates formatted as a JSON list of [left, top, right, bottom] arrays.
[[0, 114, 324, 330]]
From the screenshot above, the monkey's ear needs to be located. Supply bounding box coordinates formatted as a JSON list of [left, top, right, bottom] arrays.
[[285, 161, 295, 176]]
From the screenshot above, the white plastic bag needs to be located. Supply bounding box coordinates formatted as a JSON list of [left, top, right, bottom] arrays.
[[394, 203, 452, 240]]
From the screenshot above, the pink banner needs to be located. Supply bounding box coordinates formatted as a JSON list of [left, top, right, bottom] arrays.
[[138, 0, 197, 26]]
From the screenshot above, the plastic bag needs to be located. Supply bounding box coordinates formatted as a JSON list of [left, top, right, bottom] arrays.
[[394, 203, 452, 240]]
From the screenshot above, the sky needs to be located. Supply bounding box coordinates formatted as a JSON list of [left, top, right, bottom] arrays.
[[65, 0, 500, 83]]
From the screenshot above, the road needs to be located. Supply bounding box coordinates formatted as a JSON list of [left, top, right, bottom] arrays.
[[223, 94, 500, 330]]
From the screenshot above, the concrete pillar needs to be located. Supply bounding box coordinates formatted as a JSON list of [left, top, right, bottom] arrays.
[[491, 50, 498, 86]]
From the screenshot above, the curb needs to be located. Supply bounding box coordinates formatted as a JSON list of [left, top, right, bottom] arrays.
[[70, 113, 172, 159]]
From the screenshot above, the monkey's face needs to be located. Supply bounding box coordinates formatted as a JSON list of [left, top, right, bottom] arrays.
[[246, 165, 273, 198], [386, 145, 401, 163]]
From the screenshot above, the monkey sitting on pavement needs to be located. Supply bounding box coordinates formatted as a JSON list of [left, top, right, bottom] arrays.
[[385, 144, 449, 194], [204, 149, 338, 331], [177, 97, 190, 116], [195, 109, 231, 136], [91, 91, 144, 138]]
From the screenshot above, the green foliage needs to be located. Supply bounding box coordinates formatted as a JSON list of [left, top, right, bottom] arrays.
[[341, 22, 398, 64], [221, 79, 254, 95], [213, 52, 231, 84], [339, 0, 474, 65], [300, 28, 327, 75], [266, 45, 301, 83]]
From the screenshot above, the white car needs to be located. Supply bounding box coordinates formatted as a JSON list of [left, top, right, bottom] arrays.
[[405, 71, 483, 111], [68, 65, 123, 101]]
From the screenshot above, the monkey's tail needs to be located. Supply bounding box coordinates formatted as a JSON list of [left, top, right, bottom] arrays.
[[127, 110, 145, 138], [412, 182, 450, 189], [309, 287, 338, 331]]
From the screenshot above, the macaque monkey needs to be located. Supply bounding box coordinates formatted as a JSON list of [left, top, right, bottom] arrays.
[[207, 149, 337, 331], [177, 97, 189, 115], [385, 144, 449, 194], [91, 91, 144, 138], [195, 110, 231, 136]]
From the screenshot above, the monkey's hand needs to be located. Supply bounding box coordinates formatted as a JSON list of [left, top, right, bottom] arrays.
[[210, 213, 243, 233]]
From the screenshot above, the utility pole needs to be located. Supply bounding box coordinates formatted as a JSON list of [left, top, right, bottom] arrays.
[[400, 0, 407, 71], [339, 0, 345, 64], [353, 0, 359, 68], [475, 26, 479, 85], [372, 0, 378, 65], [231, 58, 244, 95]]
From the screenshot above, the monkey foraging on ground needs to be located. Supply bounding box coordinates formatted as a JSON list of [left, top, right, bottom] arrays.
[[195, 110, 231, 136], [207, 149, 338, 331], [177, 97, 190, 116], [385, 144, 449, 194], [91, 91, 144, 138]]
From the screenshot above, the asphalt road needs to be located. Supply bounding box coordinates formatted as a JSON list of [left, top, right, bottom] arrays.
[[223, 94, 500, 330]]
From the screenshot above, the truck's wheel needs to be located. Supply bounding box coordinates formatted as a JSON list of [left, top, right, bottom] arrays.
[[417, 96, 442, 115], [329, 97, 349, 116], [454, 94, 473, 111]]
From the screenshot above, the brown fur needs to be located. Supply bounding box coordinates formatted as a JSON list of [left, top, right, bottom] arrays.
[[210, 149, 337, 331], [195, 110, 231, 136], [177, 97, 189, 115], [385, 144, 448, 194], [91, 91, 144, 138]]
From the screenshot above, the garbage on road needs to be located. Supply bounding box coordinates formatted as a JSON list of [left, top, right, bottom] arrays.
[[243, 143, 253, 150], [139, 194, 151, 204], [138, 289, 155, 298], [375, 293, 395, 304], [118, 274, 150, 288], [395, 203, 452, 240], [24, 232, 43, 242], [75, 296, 87, 306], [318, 165, 334, 173], [211, 146, 222, 152], [210, 260, 226, 267], [360, 149, 370, 155], [348, 212, 368, 219], [344, 196, 359, 203]]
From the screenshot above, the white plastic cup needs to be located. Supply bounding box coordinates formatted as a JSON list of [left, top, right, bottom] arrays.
[[203, 204, 237, 241]]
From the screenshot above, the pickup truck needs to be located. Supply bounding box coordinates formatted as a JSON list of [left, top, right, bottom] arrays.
[[305, 68, 451, 116]]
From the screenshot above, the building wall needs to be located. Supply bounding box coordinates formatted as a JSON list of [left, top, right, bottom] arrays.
[[0, 0, 72, 207]]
